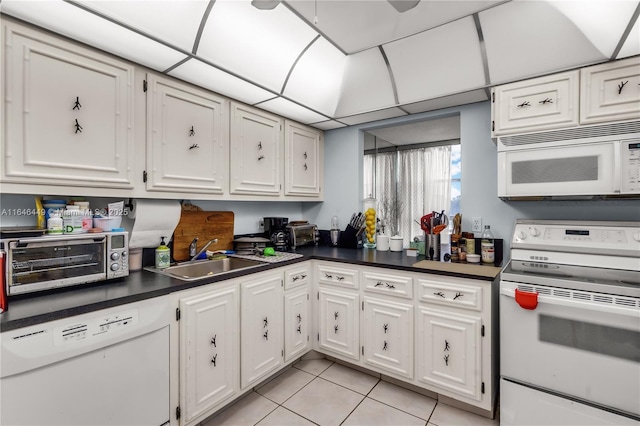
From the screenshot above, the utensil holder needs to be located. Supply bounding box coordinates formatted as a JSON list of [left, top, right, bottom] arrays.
[[338, 224, 360, 249], [425, 233, 440, 261]]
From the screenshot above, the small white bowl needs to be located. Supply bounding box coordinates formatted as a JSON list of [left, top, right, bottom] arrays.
[[467, 254, 481, 264], [93, 216, 122, 231]]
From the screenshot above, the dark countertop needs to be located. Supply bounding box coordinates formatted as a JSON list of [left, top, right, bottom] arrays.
[[1, 246, 501, 332]]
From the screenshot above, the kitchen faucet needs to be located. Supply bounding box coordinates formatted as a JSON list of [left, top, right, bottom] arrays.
[[189, 238, 219, 261]]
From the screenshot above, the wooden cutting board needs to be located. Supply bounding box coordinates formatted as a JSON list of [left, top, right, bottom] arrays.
[[172, 211, 234, 261]]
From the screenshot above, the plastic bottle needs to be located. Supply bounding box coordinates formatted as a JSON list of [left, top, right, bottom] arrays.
[[155, 236, 170, 269], [63, 205, 82, 234], [481, 225, 495, 264], [47, 211, 63, 234]]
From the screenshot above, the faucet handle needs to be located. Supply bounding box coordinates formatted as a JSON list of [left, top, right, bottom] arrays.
[[189, 238, 199, 257]]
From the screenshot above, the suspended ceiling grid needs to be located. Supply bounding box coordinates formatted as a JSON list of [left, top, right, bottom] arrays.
[[1, 0, 638, 130]]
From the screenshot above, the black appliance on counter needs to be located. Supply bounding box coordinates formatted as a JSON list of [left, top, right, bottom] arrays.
[[263, 217, 290, 251]]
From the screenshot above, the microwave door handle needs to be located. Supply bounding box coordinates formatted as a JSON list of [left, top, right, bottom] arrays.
[[613, 141, 622, 193], [14, 236, 106, 248]]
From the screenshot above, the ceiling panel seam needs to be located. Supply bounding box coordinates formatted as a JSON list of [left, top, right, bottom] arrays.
[[378, 46, 400, 105], [191, 0, 216, 55], [281, 1, 348, 55], [163, 56, 192, 74], [611, 2, 640, 60], [280, 35, 321, 94], [473, 13, 491, 86], [253, 95, 280, 107]]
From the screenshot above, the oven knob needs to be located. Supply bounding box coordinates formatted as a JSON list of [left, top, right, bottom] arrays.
[[530, 227, 541, 237], [121, 251, 127, 258], [110, 252, 120, 261], [110, 263, 120, 271], [517, 231, 527, 240]]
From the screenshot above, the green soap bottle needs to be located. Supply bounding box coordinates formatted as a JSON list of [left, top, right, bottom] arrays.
[[155, 236, 170, 269]]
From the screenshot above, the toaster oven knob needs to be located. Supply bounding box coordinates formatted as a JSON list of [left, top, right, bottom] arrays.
[[110, 263, 120, 271], [110, 252, 120, 261]]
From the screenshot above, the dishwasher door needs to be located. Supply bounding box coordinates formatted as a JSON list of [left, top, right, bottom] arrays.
[[0, 298, 170, 426]]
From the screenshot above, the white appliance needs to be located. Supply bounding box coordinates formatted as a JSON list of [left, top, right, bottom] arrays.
[[0, 297, 170, 425], [497, 121, 640, 199], [500, 220, 640, 425]]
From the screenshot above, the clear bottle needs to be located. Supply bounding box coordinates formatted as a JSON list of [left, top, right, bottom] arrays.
[[481, 225, 495, 264]]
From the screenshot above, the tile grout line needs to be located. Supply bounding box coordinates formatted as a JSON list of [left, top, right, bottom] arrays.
[[337, 376, 382, 426]]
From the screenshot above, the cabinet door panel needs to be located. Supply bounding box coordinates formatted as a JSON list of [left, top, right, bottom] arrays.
[[3, 22, 133, 188], [180, 287, 238, 424], [284, 288, 310, 362], [146, 75, 228, 193], [284, 121, 321, 196], [241, 273, 283, 388], [318, 287, 359, 360]]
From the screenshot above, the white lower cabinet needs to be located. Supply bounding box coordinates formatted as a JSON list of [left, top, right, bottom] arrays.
[[178, 284, 239, 425], [318, 286, 360, 361], [284, 288, 310, 362], [240, 272, 284, 389], [362, 296, 413, 378]]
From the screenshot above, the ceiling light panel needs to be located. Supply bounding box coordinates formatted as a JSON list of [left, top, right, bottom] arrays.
[[384, 17, 486, 105], [257, 97, 328, 124], [1, 0, 187, 71], [196, 0, 318, 93], [617, 15, 640, 59], [479, 1, 607, 84], [71, 0, 210, 53], [168, 58, 274, 105], [333, 48, 396, 118], [283, 37, 347, 117]]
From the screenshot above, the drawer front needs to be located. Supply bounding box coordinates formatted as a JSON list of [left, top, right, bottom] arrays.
[[362, 270, 413, 299], [284, 263, 311, 290], [418, 278, 482, 311], [316, 263, 359, 290]]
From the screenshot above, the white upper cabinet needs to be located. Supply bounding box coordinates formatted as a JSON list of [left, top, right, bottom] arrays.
[[2, 20, 134, 188], [145, 74, 229, 194], [230, 102, 283, 196], [580, 57, 640, 125], [284, 120, 322, 197], [491, 70, 580, 137]]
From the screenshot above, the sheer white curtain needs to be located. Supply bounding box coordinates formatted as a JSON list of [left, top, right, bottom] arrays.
[[364, 151, 396, 233]]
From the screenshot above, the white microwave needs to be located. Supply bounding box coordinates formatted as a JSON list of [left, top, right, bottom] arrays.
[[497, 122, 640, 199]]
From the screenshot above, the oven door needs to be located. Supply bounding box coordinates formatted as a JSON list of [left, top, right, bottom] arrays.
[[500, 281, 640, 418], [8, 236, 106, 295]]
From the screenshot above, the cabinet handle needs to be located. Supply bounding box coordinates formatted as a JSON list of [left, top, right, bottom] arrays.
[[383, 323, 389, 333], [386, 283, 395, 289], [74, 119, 83, 134], [258, 155, 265, 161], [618, 80, 628, 95], [434, 291, 445, 298], [263, 330, 269, 340], [258, 141, 262, 151], [301, 274, 307, 279], [263, 317, 268, 327], [297, 313, 302, 323], [334, 325, 339, 334], [189, 144, 199, 150], [73, 96, 82, 110], [538, 98, 553, 105], [336, 276, 345, 281], [516, 101, 531, 108], [382, 341, 388, 351], [303, 151, 307, 159], [189, 126, 195, 136], [324, 273, 333, 279], [297, 325, 302, 334], [211, 354, 218, 367], [453, 292, 464, 300], [211, 335, 217, 347], [334, 311, 339, 320], [444, 354, 450, 366], [304, 163, 308, 171], [444, 340, 450, 351], [375, 281, 384, 287]]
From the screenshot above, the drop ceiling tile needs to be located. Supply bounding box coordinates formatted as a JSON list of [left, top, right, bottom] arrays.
[[2, 0, 187, 71], [283, 37, 347, 116], [257, 97, 328, 124], [618, 17, 640, 59], [196, 0, 318, 93], [338, 108, 408, 126], [402, 89, 489, 114], [479, 1, 607, 84], [310, 120, 348, 131], [384, 17, 486, 105], [169, 58, 274, 105], [334, 48, 396, 118]]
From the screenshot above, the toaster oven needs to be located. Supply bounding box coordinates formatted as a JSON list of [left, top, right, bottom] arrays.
[[287, 224, 319, 249]]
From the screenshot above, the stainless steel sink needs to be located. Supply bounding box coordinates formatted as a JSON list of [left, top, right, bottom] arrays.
[[151, 257, 265, 281]]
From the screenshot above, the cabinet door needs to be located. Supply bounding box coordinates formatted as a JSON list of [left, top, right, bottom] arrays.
[[241, 272, 283, 388], [363, 297, 413, 378], [492, 70, 579, 136], [146, 75, 228, 194], [2, 21, 134, 188], [318, 287, 359, 361], [230, 103, 282, 196], [416, 306, 482, 402], [580, 57, 640, 125], [180, 286, 239, 425], [284, 120, 322, 197], [284, 288, 310, 362]]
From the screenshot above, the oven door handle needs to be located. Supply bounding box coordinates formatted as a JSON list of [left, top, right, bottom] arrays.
[[11, 236, 106, 249], [501, 285, 640, 318]]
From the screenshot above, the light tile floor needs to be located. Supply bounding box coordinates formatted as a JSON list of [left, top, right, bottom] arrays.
[[202, 357, 499, 426]]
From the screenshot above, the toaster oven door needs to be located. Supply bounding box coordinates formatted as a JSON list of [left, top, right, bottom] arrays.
[[7, 237, 106, 295]]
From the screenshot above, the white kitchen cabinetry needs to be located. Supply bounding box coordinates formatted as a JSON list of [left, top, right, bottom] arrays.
[[230, 102, 283, 196], [2, 20, 134, 189], [178, 284, 239, 426], [284, 263, 311, 362], [318, 286, 360, 361], [491, 70, 579, 136], [284, 120, 322, 197], [362, 296, 413, 378], [240, 271, 284, 389], [145, 74, 228, 194], [580, 57, 640, 125]]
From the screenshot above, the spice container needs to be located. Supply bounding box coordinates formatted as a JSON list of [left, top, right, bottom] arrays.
[[464, 232, 476, 255], [450, 235, 460, 262], [47, 211, 63, 234]]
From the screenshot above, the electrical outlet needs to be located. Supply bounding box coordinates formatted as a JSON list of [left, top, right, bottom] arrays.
[[472, 217, 482, 233]]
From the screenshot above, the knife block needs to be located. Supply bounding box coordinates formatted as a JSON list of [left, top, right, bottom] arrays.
[[338, 224, 360, 249]]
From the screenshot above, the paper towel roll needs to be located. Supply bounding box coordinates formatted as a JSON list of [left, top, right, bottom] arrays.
[[122, 199, 181, 249]]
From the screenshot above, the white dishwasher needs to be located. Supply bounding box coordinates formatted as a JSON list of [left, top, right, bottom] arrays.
[[0, 297, 171, 426]]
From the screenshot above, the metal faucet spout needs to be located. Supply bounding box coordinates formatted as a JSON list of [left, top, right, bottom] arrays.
[[190, 238, 219, 261]]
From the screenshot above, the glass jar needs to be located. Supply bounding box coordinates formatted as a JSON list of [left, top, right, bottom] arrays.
[[363, 198, 376, 249], [481, 225, 495, 264]]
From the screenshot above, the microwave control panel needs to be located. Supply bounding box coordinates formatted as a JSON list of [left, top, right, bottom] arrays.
[[621, 140, 640, 193]]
